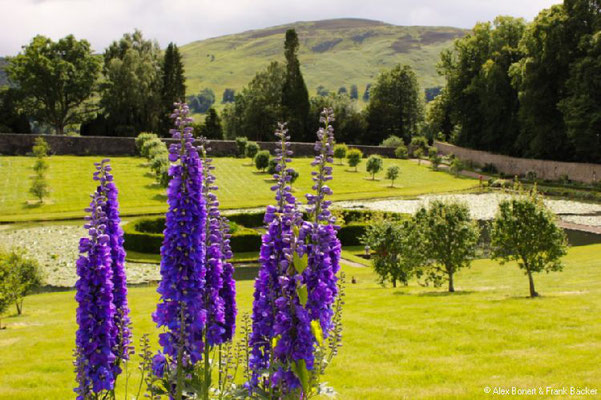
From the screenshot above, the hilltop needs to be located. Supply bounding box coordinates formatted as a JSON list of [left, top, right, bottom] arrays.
[[180, 18, 467, 104]]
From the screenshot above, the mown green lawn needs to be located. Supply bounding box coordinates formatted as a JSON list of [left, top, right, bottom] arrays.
[[0, 156, 477, 222], [1, 244, 600, 399]]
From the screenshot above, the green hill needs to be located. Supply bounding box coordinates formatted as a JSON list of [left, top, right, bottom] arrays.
[[180, 18, 467, 105]]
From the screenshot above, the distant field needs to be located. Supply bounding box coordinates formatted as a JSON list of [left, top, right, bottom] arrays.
[[180, 18, 466, 109], [0, 156, 477, 222], [1, 244, 600, 399]]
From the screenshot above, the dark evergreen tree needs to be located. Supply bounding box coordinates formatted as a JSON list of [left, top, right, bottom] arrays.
[[0, 87, 30, 133], [281, 29, 310, 141], [362, 83, 371, 101], [349, 84, 359, 100], [159, 43, 186, 136], [338, 86, 347, 95], [198, 108, 223, 139], [222, 88, 235, 103]]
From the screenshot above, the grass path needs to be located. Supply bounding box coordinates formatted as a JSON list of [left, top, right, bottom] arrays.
[[1, 244, 600, 399], [0, 156, 477, 222]]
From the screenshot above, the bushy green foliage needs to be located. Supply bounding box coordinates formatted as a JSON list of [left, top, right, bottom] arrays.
[[333, 144, 348, 164], [0, 249, 42, 318], [306, 94, 367, 144], [366, 64, 424, 145], [380, 135, 404, 148], [7, 35, 100, 135], [414, 201, 480, 292], [245, 141, 259, 160], [254, 150, 270, 171], [366, 155, 383, 180], [491, 189, 567, 297], [140, 137, 164, 159], [394, 145, 408, 159], [409, 136, 429, 154], [386, 165, 400, 187], [346, 148, 363, 171], [0, 88, 31, 134], [101, 30, 162, 136], [135, 132, 158, 153], [362, 217, 425, 287]]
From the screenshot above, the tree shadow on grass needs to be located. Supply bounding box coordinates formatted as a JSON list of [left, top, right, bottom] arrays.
[[23, 201, 43, 209], [416, 290, 474, 297], [152, 194, 168, 202]]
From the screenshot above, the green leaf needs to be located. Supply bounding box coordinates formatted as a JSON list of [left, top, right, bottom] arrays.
[[311, 320, 324, 346], [293, 252, 308, 274], [297, 284, 308, 306], [291, 359, 310, 395]]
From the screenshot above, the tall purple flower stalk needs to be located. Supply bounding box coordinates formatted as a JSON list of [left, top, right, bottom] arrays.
[[302, 108, 341, 335], [198, 138, 237, 346], [152, 103, 207, 378], [249, 110, 342, 396], [74, 159, 130, 398], [249, 124, 315, 394]]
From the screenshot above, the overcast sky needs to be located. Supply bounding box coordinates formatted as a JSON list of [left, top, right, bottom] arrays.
[[0, 0, 562, 56]]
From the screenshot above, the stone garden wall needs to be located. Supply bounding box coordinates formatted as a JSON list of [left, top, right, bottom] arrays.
[[434, 141, 601, 184], [0, 133, 395, 158]]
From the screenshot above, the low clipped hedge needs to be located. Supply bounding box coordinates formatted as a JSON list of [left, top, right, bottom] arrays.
[[123, 209, 409, 254], [123, 217, 261, 254]]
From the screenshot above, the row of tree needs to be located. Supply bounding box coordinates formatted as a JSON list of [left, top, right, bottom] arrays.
[[363, 190, 567, 298], [432, 0, 601, 163], [2, 27, 426, 145], [221, 29, 424, 145], [1, 30, 187, 137]]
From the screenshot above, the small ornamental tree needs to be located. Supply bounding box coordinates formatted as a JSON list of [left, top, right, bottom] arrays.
[[254, 150, 270, 172], [386, 165, 400, 187], [415, 200, 480, 292], [29, 137, 50, 202], [333, 143, 348, 165], [491, 189, 567, 297], [74, 159, 131, 398], [414, 148, 424, 165], [429, 153, 442, 170], [450, 157, 464, 176], [135, 132, 158, 154], [395, 144, 408, 159], [0, 249, 42, 316], [362, 217, 425, 287], [246, 141, 259, 161], [346, 148, 363, 171], [235, 136, 248, 157], [366, 155, 383, 180]]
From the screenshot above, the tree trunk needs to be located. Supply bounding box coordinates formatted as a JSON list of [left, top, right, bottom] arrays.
[[448, 272, 455, 292], [527, 270, 538, 298], [392, 279, 397, 288], [16, 300, 22, 315]]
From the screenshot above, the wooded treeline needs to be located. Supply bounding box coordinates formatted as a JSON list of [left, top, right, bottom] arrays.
[[432, 0, 601, 163]]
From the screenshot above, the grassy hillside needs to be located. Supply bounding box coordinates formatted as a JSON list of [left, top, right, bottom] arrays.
[[180, 18, 466, 106], [1, 244, 600, 399], [0, 155, 477, 222]]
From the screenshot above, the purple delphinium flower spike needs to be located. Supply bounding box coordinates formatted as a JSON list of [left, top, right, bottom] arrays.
[[152, 103, 207, 373], [75, 160, 127, 398], [198, 137, 237, 346], [98, 160, 132, 367], [249, 123, 314, 393], [301, 108, 341, 335]]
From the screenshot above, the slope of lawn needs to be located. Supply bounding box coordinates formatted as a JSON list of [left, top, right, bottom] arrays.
[[0, 156, 477, 222], [1, 244, 600, 399]]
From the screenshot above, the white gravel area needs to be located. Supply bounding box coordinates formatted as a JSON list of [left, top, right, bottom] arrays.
[[334, 193, 601, 223], [0, 225, 160, 287]]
